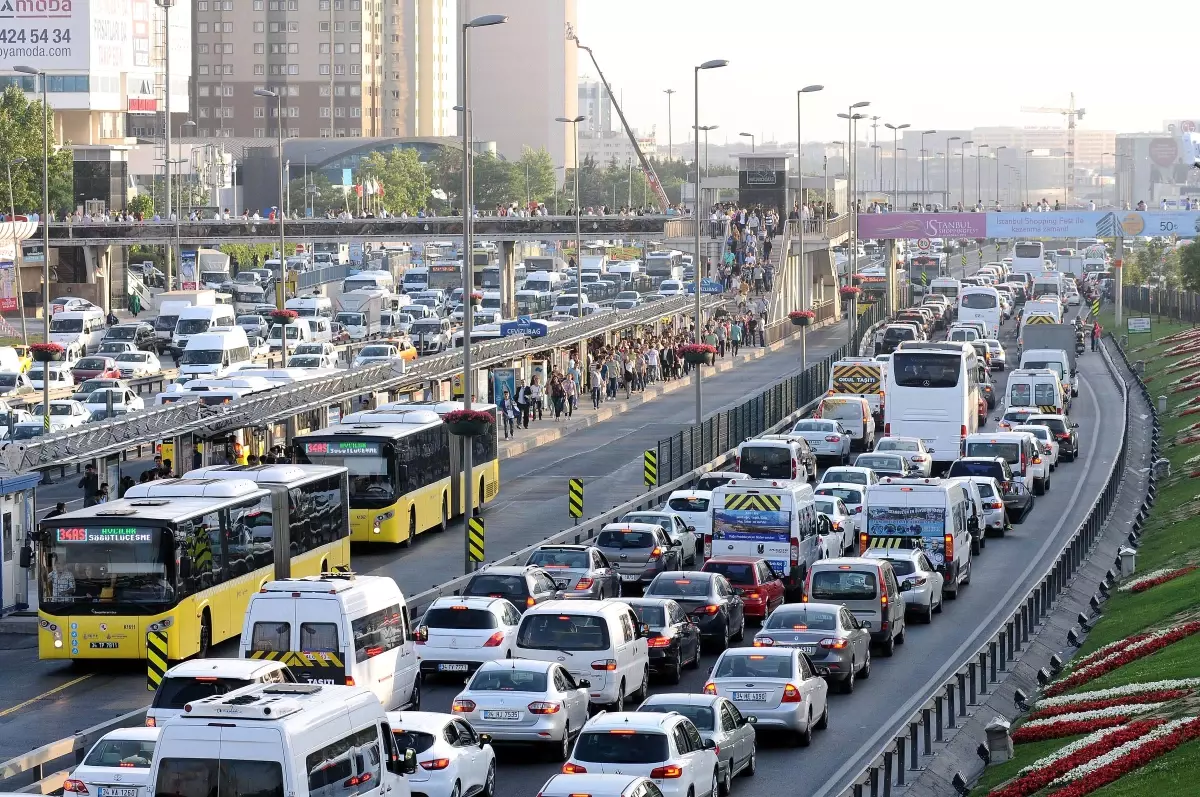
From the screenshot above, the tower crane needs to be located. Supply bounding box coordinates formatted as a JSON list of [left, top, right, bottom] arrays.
[[1021, 93, 1086, 206]]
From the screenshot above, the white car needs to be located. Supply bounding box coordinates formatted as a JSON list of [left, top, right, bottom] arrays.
[[565, 711, 720, 797], [416, 596, 522, 678], [114, 351, 162, 379], [387, 711, 496, 797], [65, 727, 159, 797], [50, 296, 97, 313], [961, 475, 1008, 536], [31, 399, 91, 431], [28, 363, 74, 390], [789, 419, 852, 464], [817, 466, 880, 489], [83, 388, 145, 416], [292, 341, 337, 359], [984, 339, 1007, 370], [539, 775, 665, 797], [665, 490, 713, 540], [814, 482, 865, 536], [1014, 424, 1060, 471], [1065, 288, 1081, 306], [353, 344, 402, 368], [620, 510, 699, 567], [96, 341, 138, 357], [703, 647, 829, 747], [872, 436, 934, 477], [813, 494, 854, 558], [863, 548, 944, 623], [286, 354, 337, 369], [657, 279, 686, 297]]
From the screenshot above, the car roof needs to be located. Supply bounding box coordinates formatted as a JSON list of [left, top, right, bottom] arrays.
[[585, 711, 681, 731], [863, 548, 923, 562], [641, 693, 722, 708], [601, 522, 666, 533], [1026, 413, 1067, 421], [472, 565, 537, 576], [539, 774, 648, 794], [534, 544, 593, 552], [618, 597, 680, 608], [163, 657, 286, 678], [656, 570, 713, 582], [428, 595, 509, 610], [667, 489, 712, 499], [475, 658, 556, 674], [770, 601, 845, 614], [91, 727, 161, 743], [704, 555, 768, 565]]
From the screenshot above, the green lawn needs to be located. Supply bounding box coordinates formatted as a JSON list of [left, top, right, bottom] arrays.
[[970, 736, 1082, 795], [1076, 569, 1200, 657], [1085, 737, 1200, 797], [1067, 630, 1200, 694]]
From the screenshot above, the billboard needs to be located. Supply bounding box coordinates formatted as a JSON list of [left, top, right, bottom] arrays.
[[859, 211, 1200, 239], [856, 213, 988, 240]]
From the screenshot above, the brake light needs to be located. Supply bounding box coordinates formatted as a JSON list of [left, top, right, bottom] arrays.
[[702, 682, 717, 694], [526, 596, 536, 608], [452, 699, 476, 712], [1056, 433, 1070, 441], [854, 506, 862, 514], [63, 781, 88, 794], [790, 541, 799, 565], [792, 460, 798, 480], [562, 763, 588, 774], [912, 455, 927, 462], [735, 455, 741, 470], [694, 604, 721, 615], [881, 592, 889, 608], [961, 424, 967, 439], [420, 759, 451, 771], [782, 684, 803, 703], [703, 534, 712, 558], [574, 577, 593, 591], [858, 532, 868, 554], [830, 521, 841, 531], [650, 765, 684, 779], [885, 422, 891, 435], [945, 533, 954, 562], [1021, 452, 1027, 470], [483, 631, 505, 647], [988, 500, 1004, 510], [346, 676, 356, 686], [591, 659, 618, 671], [826, 435, 841, 442], [754, 637, 775, 647], [528, 701, 561, 714], [344, 773, 373, 787], [747, 591, 761, 600], [819, 638, 848, 650], [647, 636, 672, 648], [909, 576, 928, 586]]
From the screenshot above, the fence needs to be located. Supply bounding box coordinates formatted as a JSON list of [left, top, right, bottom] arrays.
[[1122, 286, 1200, 324]]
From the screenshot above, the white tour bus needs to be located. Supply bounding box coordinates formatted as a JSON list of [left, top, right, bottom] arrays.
[[928, 277, 962, 302], [884, 343, 981, 472], [1031, 272, 1064, 300], [1010, 241, 1046, 276], [957, 285, 1002, 338]]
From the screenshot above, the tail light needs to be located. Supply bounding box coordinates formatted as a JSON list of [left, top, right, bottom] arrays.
[[881, 592, 889, 608], [858, 532, 868, 554], [414, 626, 428, 644], [483, 631, 505, 647], [1056, 433, 1070, 441], [735, 455, 741, 470], [988, 500, 1004, 510], [790, 542, 799, 565], [854, 506, 863, 514], [885, 422, 891, 435], [819, 638, 848, 650], [526, 596, 536, 608], [754, 637, 775, 647], [694, 604, 721, 615], [704, 534, 712, 559], [452, 699, 476, 712], [1021, 452, 1027, 471], [420, 759, 451, 771], [63, 781, 88, 795], [945, 533, 954, 562], [528, 701, 561, 714], [747, 591, 761, 600], [344, 773, 373, 787], [650, 765, 684, 779], [591, 659, 618, 671], [649, 546, 662, 560], [909, 576, 928, 586], [781, 683, 803, 703], [792, 460, 799, 480], [562, 763, 587, 774], [1031, 456, 1041, 465], [830, 522, 841, 531], [960, 424, 967, 439], [702, 682, 717, 694], [647, 636, 672, 648], [826, 435, 841, 442], [573, 577, 593, 591], [912, 455, 927, 462]]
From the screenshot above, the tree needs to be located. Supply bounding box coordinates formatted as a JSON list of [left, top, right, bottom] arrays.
[[514, 147, 556, 205], [357, 148, 431, 215], [0, 86, 73, 215], [288, 171, 345, 217], [127, 194, 154, 219], [221, 243, 279, 270], [1179, 242, 1200, 293]]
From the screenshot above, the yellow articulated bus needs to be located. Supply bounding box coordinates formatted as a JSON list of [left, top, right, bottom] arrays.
[[36, 464, 351, 662], [294, 402, 500, 545]]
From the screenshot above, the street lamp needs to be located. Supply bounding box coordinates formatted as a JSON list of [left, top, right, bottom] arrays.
[[796, 84, 823, 371], [458, 12, 507, 573], [960, 140, 973, 210], [556, 115, 586, 320], [837, 106, 868, 295], [919, 129, 937, 210], [1025, 149, 1035, 205], [694, 125, 718, 178], [884, 122, 910, 200], [1101, 151, 1114, 208], [692, 57, 728, 426], [14, 65, 50, 429], [898, 148, 908, 202], [944, 136, 961, 209], [739, 132, 755, 152], [253, 88, 286, 294], [975, 144, 988, 206], [993, 145, 1008, 207], [663, 88, 675, 161]]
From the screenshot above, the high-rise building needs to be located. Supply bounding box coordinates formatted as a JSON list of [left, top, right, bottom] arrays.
[[463, 0, 577, 167], [577, 77, 611, 137], [383, 0, 456, 137]]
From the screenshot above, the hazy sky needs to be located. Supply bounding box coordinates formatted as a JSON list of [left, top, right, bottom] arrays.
[[577, 0, 1189, 148]]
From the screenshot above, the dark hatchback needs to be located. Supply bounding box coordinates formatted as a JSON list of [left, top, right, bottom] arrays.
[[619, 597, 701, 683], [644, 571, 745, 652], [461, 565, 561, 611]]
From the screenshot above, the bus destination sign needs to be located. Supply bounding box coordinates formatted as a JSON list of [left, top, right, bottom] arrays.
[[305, 441, 381, 456], [57, 528, 154, 543]]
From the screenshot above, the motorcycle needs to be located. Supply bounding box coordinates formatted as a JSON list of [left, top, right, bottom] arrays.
[[1075, 331, 1087, 356]]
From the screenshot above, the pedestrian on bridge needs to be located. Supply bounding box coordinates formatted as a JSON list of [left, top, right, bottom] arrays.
[[79, 464, 101, 507]]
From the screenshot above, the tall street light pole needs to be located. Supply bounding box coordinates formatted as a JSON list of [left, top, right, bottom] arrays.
[[919, 129, 937, 210], [253, 88, 285, 299], [838, 101, 869, 279], [944, 136, 960, 209], [975, 144, 988, 206], [885, 123, 910, 202], [458, 12, 507, 573], [1102, 151, 1113, 208], [663, 89, 675, 161], [1025, 149, 1034, 206], [960, 140, 972, 210], [5, 155, 27, 344], [695, 125, 718, 178], [693, 58, 728, 426], [796, 84, 823, 371], [14, 65, 49, 429], [899, 148, 907, 201], [557, 115, 586, 319], [994, 145, 1008, 208], [739, 132, 755, 152]]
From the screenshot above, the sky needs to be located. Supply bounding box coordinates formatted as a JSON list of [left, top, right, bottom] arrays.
[[576, 0, 1191, 148]]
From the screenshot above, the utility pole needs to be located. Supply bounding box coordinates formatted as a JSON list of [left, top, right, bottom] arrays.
[[663, 89, 675, 161]]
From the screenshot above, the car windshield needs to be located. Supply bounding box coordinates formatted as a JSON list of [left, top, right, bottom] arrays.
[[696, 475, 735, 491], [810, 569, 878, 600], [640, 703, 714, 731], [77, 358, 108, 370], [573, 731, 670, 764], [527, 549, 590, 569], [965, 442, 1020, 464], [877, 439, 919, 452], [703, 561, 756, 584], [646, 577, 710, 599], [78, 380, 115, 394], [422, 607, 498, 630], [86, 390, 125, 404], [517, 613, 611, 651], [49, 317, 83, 333], [714, 653, 794, 679], [181, 350, 223, 365], [793, 420, 834, 433], [360, 347, 392, 357], [962, 293, 998, 309], [289, 357, 322, 368], [628, 604, 666, 627], [1019, 427, 1051, 441], [83, 737, 156, 768], [468, 668, 548, 692], [105, 327, 138, 341], [597, 529, 656, 548], [765, 609, 837, 630], [0, 374, 17, 387], [668, 496, 709, 513], [1034, 418, 1068, 433], [11, 425, 42, 440], [237, 316, 263, 326], [464, 574, 527, 599], [37, 403, 75, 416]]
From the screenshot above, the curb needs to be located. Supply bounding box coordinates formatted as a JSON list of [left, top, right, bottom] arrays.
[[0, 615, 38, 635]]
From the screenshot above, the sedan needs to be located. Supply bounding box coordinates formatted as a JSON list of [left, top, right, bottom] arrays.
[[71, 377, 124, 402], [817, 466, 879, 488], [237, 315, 269, 339], [461, 565, 561, 611], [814, 483, 865, 533], [852, 452, 914, 479], [115, 351, 161, 379], [789, 419, 852, 465], [863, 548, 944, 623], [525, 544, 621, 600], [962, 475, 1008, 536], [752, 602, 872, 693], [700, 556, 785, 623], [65, 727, 159, 797], [1014, 424, 1060, 471], [657, 280, 686, 297], [872, 436, 934, 477], [985, 339, 1007, 370], [1027, 413, 1080, 461], [813, 496, 855, 559], [95, 341, 138, 357], [71, 356, 121, 384], [353, 344, 403, 368], [0, 371, 33, 396], [387, 712, 496, 797], [619, 511, 698, 567], [83, 388, 144, 416], [31, 399, 90, 431], [619, 597, 701, 683], [703, 648, 829, 746], [450, 659, 590, 761], [644, 571, 745, 652], [638, 694, 757, 794], [997, 406, 1038, 431], [286, 354, 336, 370]]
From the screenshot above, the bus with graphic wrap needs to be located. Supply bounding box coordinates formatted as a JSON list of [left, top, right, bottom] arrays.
[[36, 469, 351, 662], [706, 478, 820, 600], [294, 403, 499, 545], [827, 357, 885, 418]]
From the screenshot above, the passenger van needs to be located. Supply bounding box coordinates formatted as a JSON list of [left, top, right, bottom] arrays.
[[241, 573, 420, 710], [514, 599, 648, 710], [958, 286, 1002, 338], [147, 682, 418, 797], [180, 327, 253, 379], [286, 294, 334, 319], [146, 658, 295, 726], [804, 558, 906, 652], [523, 271, 565, 294], [962, 432, 1042, 492], [268, 317, 334, 349], [343, 270, 395, 294], [49, 308, 106, 356], [174, 304, 237, 351], [400, 267, 429, 294], [814, 395, 875, 450], [736, 438, 812, 482], [1006, 368, 1066, 415]]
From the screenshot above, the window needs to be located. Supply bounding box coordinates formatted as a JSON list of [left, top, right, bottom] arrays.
[[288, 21, 298, 31], [300, 622, 339, 652], [573, 732, 669, 764], [351, 107, 361, 117], [352, 603, 405, 663], [222, 64, 233, 74], [517, 613, 610, 651], [254, 127, 266, 137], [288, 43, 299, 53], [350, 42, 360, 53], [289, 128, 299, 137], [199, 106, 210, 118], [222, 85, 234, 97], [349, 64, 360, 75], [320, 64, 330, 75], [288, 64, 299, 75], [334, 43, 345, 53], [320, 0, 329, 7], [319, 21, 329, 31], [253, 0, 263, 7], [335, 64, 346, 75], [198, 85, 210, 96], [254, 64, 265, 75], [85, 737, 155, 768], [962, 292, 998, 309], [304, 727, 381, 797], [809, 569, 878, 601], [334, 85, 345, 95], [198, 0, 208, 8], [254, 43, 264, 53], [287, 85, 299, 96], [250, 622, 290, 652], [334, 106, 345, 117], [198, 22, 208, 32], [349, 85, 360, 96], [1034, 384, 1058, 405], [320, 43, 330, 53], [254, 21, 264, 32], [287, 106, 299, 117], [198, 43, 210, 53], [892, 352, 962, 388], [320, 107, 331, 117], [156, 758, 284, 797], [222, 22, 233, 31], [254, 106, 265, 118]]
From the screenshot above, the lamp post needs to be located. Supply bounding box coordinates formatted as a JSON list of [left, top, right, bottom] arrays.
[[692, 58, 728, 426], [663, 88, 675, 161], [796, 84, 823, 371], [1101, 151, 1113, 208], [694, 125, 718, 178], [837, 102, 869, 261], [870, 145, 882, 194], [5, 155, 28, 344], [13, 65, 49, 427], [254, 88, 286, 299], [739, 132, 755, 152], [944, 136, 960, 209], [919, 129, 937, 210], [556, 115, 586, 319], [975, 143, 988, 207], [898, 148, 907, 201], [994, 145, 1008, 208], [458, 12, 507, 573], [884, 122, 909, 202], [1024, 149, 1034, 206], [960, 140, 973, 210]]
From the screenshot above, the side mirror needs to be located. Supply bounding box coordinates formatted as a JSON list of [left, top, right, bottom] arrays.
[[899, 581, 913, 593], [578, 678, 591, 688], [703, 739, 717, 750], [402, 748, 417, 775], [1072, 423, 1080, 429], [414, 625, 429, 643], [479, 733, 492, 748]]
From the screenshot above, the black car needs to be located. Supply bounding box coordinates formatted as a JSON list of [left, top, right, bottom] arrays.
[[644, 571, 745, 652], [103, 322, 168, 355], [619, 597, 701, 684], [947, 456, 1034, 524], [461, 565, 561, 611], [1027, 415, 1081, 461]]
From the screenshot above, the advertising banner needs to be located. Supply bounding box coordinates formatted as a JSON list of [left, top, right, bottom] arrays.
[[713, 508, 791, 574], [865, 505, 949, 565], [0, 242, 16, 311], [0, 0, 90, 72], [859, 211, 1200, 240], [857, 213, 987, 240]]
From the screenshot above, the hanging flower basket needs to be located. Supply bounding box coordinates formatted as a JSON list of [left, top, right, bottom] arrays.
[[269, 309, 299, 325], [839, 285, 862, 299], [30, 343, 65, 362], [788, 310, 816, 327], [679, 343, 717, 366], [443, 408, 493, 437], [470, 292, 483, 302]]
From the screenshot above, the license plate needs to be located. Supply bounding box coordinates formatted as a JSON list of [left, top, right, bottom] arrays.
[[482, 710, 521, 720], [799, 645, 817, 654], [731, 691, 769, 702], [89, 642, 119, 649], [438, 663, 469, 672], [100, 789, 138, 797], [621, 574, 640, 582]]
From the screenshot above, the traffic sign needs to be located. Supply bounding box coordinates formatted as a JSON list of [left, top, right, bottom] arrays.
[[643, 450, 657, 489], [568, 478, 584, 520], [468, 516, 485, 564], [917, 237, 931, 251]]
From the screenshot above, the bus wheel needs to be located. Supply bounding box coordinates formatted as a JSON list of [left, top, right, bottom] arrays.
[[403, 510, 415, 548], [439, 498, 449, 532], [479, 477, 486, 508], [198, 610, 212, 659]]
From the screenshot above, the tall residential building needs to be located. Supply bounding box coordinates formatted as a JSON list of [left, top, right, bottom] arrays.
[[383, 0, 456, 137], [463, 0, 577, 167], [577, 77, 612, 137]]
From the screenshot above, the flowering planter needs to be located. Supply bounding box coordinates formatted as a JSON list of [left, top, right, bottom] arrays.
[[446, 419, 491, 437], [270, 310, 299, 325], [683, 351, 715, 366], [30, 344, 65, 363], [789, 315, 815, 327]]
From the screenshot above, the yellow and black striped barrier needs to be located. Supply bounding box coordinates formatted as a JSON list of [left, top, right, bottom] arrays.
[[1091, 299, 1100, 318], [147, 631, 168, 692], [643, 450, 657, 489], [568, 478, 584, 521], [468, 516, 485, 564], [723, 493, 783, 511], [960, 253, 968, 269], [248, 649, 345, 668]]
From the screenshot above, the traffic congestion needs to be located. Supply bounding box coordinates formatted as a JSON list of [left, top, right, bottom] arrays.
[[11, 239, 1123, 797]]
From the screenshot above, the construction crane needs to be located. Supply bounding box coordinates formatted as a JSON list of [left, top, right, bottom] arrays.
[[1021, 93, 1086, 206]]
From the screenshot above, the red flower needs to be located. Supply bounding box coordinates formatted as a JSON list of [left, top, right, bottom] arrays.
[[29, 342, 64, 354], [269, 309, 299, 323], [1011, 716, 1133, 744], [1045, 717, 1200, 797], [442, 409, 493, 425], [788, 310, 816, 320], [1029, 690, 1192, 720], [1045, 622, 1200, 697], [678, 344, 717, 355], [1130, 566, 1198, 593], [1071, 634, 1151, 671], [839, 285, 861, 296]]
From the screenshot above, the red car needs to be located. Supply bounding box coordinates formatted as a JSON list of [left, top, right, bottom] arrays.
[[71, 356, 121, 384], [701, 555, 786, 621]]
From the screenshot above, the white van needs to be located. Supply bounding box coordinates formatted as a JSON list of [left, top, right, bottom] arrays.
[[173, 304, 237, 350], [241, 574, 421, 711], [400, 267, 429, 294], [286, 294, 334, 319], [49, 308, 106, 356], [815, 395, 875, 450], [145, 658, 295, 726], [514, 599, 649, 710], [1019, 349, 1075, 398], [147, 682, 418, 797], [1006, 368, 1066, 416], [523, 271, 565, 294], [180, 327, 253, 379], [736, 438, 811, 482], [268, 317, 334, 349]]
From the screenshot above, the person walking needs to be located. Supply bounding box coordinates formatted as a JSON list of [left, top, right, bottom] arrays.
[[498, 389, 518, 439], [514, 379, 532, 429], [1091, 321, 1102, 352], [730, 318, 743, 356], [529, 376, 544, 421], [589, 362, 603, 408], [563, 373, 578, 417], [79, 463, 101, 507], [549, 376, 566, 420]]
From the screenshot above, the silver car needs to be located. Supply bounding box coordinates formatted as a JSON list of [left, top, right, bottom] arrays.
[[638, 693, 758, 794], [705, 648, 829, 746], [963, 475, 1008, 536], [620, 511, 698, 566], [863, 548, 944, 623], [595, 523, 685, 589], [790, 419, 852, 464], [872, 436, 934, 477], [752, 603, 872, 693], [451, 659, 591, 761], [525, 545, 621, 600]]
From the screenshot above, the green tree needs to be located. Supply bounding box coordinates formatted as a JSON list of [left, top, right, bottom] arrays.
[[221, 243, 278, 270], [127, 194, 154, 219], [1178, 242, 1200, 292], [0, 86, 73, 215], [514, 147, 556, 205], [288, 172, 345, 217], [357, 148, 431, 215]]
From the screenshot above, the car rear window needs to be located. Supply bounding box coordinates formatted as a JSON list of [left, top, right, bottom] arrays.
[[668, 497, 709, 513], [468, 668, 548, 692], [647, 577, 712, 599], [764, 609, 836, 630], [822, 470, 867, 486], [975, 482, 997, 498], [948, 462, 1005, 479], [423, 608, 498, 630], [1034, 418, 1068, 434], [151, 677, 254, 710], [639, 703, 714, 731], [855, 455, 902, 471], [464, 574, 529, 599], [528, 549, 590, 569], [155, 759, 284, 797], [714, 653, 794, 679], [739, 444, 792, 478], [628, 605, 666, 627], [965, 442, 1020, 464], [877, 439, 919, 451], [392, 730, 437, 755], [85, 738, 156, 768], [817, 486, 862, 504], [814, 499, 838, 515], [696, 476, 734, 491], [573, 731, 670, 764], [702, 562, 755, 584], [881, 558, 916, 576], [598, 529, 655, 548], [516, 613, 611, 651], [809, 570, 878, 601], [819, 400, 863, 421]]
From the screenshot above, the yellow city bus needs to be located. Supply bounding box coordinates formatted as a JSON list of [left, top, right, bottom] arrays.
[[36, 465, 351, 661], [293, 402, 500, 545]]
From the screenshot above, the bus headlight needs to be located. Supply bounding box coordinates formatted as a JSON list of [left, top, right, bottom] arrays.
[[148, 617, 175, 633]]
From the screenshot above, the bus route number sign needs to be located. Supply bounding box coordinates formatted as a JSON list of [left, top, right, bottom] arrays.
[[305, 441, 381, 456]]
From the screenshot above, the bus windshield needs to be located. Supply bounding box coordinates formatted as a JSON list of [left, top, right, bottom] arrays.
[[891, 353, 962, 388], [299, 440, 397, 507], [40, 525, 175, 607], [1014, 244, 1042, 259]]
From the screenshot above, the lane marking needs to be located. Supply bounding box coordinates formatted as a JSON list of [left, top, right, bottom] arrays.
[[813, 344, 1108, 797], [0, 674, 93, 718]]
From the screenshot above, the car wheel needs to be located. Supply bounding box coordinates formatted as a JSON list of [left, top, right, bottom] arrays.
[[450, 784, 460, 797], [979, 533, 987, 550], [615, 579, 622, 598], [611, 680, 626, 712], [924, 600, 935, 624], [859, 650, 872, 679], [553, 723, 571, 762], [709, 769, 719, 797], [934, 592, 944, 613], [815, 703, 829, 731], [482, 762, 496, 797], [409, 674, 422, 710], [1033, 478, 1045, 496], [971, 537, 981, 556], [402, 509, 416, 548], [713, 623, 730, 653], [197, 610, 212, 659], [744, 747, 757, 776], [840, 661, 856, 694], [439, 497, 449, 531], [719, 763, 733, 797], [945, 577, 959, 600], [895, 624, 906, 645], [668, 650, 683, 685], [963, 559, 973, 586], [878, 633, 895, 657], [796, 712, 813, 747], [633, 667, 649, 702], [732, 616, 745, 643], [686, 639, 702, 669], [1046, 477, 1051, 492]]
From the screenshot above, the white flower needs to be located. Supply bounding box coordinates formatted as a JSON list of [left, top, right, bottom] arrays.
[[1018, 726, 1126, 775], [1069, 636, 1143, 671], [1049, 717, 1200, 786], [1034, 679, 1200, 710], [1023, 702, 1163, 729], [1068, 626, 1187, 684], [1118, 567, 1189, 592]]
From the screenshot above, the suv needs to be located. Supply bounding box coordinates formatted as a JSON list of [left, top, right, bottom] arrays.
[[596, 523, 684, 589], [1027, 413, 1080, 461], [462, 565, 561, 611], [565, 711, 721, 797], [947, 456, 1034, 524], [104, 322, 167, 354]]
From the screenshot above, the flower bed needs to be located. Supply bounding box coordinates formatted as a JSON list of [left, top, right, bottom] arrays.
[[1066, 634, 1153, 673], [1118, 566, 1198, 593], [1034, 679, 1200, 710], [1013, 703, 1165, 742], [1046, 622, 1200, 696], [1045, 716, 1200, 795], [788, 310, 816, 327], [679, 343, 717, 365], [1029, 690, 1193, 720], [269, 308, 299, 324], [30, 342, 65, 362]]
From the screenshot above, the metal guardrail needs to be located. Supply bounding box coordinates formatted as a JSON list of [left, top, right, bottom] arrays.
[[0, 706, 150, 794], [827, 335, 1135, 797]]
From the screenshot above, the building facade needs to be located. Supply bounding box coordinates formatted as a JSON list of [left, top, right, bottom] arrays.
[[577, 78, 611, 137]]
